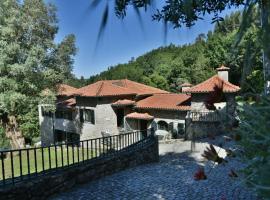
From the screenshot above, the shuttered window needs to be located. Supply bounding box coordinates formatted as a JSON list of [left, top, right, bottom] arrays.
[[80, 109, 95, 124]]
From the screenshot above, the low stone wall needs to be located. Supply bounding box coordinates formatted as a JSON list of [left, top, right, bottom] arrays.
[[0, 137, 159, 200], [185, 120, 225, 139]]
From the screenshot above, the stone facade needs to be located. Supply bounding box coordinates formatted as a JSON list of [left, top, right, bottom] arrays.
[[40, 96, 136, 145], [185, 92, 237, 139], [0, 136, 159, 200], [185, 119, 225, 139], [125, 109, 187, 139]]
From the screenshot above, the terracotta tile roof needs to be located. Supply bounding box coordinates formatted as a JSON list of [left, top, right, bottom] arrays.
[[57, 84, 77, 96], [126, 112, 154, 120], [183, 75, 240, 93], [111, 99, 136, 107], [123, 79, 168, 95], [217, 65, 230, 71], [57, 98, 76, 107], [75, 79, 168, 97], [135, 93, 191, 111]]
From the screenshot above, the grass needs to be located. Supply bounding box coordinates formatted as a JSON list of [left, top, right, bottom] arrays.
[[0, 134, 139, 181], [0, 145, 102, 181]]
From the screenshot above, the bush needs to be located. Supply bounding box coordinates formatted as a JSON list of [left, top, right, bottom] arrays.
[[236, 95, 270, 198]]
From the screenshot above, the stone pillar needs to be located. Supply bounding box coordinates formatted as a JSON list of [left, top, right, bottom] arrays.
[[225, 94, 237, 126]]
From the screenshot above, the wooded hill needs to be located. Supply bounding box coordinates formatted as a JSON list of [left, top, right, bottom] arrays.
[[72, 11, 262, 94]]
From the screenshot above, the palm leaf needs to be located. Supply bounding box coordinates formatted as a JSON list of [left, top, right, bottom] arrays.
[[133, 4, 145, 32], [94, 2, 109, 50]]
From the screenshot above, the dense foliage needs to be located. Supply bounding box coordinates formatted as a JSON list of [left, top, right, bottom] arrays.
[[236, 95, 270, 198], [0, 126, 10, 149], [84, 11, 263, 93], [0, 0, 77, 146]]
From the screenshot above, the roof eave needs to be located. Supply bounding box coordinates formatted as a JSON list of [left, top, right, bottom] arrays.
[[184, 90, 240, 94], [135, 106, 191, 111]]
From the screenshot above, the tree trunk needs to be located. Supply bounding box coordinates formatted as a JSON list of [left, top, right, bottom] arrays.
[[5, 116, 25, 149], [261, 0, 270, 94]]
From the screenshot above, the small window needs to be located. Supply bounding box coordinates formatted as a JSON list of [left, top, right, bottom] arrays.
[[157, 121, 168, 131], [80, 109, 95, 124], [42, 107, 52, 117]]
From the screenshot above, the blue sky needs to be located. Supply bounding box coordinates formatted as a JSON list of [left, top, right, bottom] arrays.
[[49, 0, 240, 78]]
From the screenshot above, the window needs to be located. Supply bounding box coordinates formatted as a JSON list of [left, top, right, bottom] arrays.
[[42, 107, 53, 117], [157, 121, 168, 131], [116, 109, 124, 127], [80, 109, 95, 124], [55, 109, 73, 120], [177, 123, 185, 135]]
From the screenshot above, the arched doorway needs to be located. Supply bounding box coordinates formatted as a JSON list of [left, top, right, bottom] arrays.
[[157, 121, 169, 131]]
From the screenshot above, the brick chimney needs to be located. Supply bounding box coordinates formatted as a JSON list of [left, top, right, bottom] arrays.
[[181, 83, 192, 92], [217, 65, 230, 81]]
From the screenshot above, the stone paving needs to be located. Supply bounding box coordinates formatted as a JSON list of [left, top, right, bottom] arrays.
[[51, 138, 257, 200]]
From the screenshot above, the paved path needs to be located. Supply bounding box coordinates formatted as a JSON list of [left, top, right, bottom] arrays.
[[51, 139, 256, 200]]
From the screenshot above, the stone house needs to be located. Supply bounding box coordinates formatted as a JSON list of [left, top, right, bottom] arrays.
[[39, 66, 240, 145], [39, 80, 190, 145], [183, 66, 240, 138]]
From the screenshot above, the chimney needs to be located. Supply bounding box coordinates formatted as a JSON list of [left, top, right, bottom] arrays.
[[217, 65, 230, 82], [181, 83, 192, 92]]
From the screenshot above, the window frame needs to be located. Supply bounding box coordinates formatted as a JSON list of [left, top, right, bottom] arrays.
[[80, 108, 95, 124]]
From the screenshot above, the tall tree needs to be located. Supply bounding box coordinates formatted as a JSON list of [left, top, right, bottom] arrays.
[[0, 0, 77, 148], [92, 0, 270, 94]]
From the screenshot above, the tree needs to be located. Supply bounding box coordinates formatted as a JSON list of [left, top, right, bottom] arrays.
[[92, 0, 270, 94], [0, 0, 77, 147]]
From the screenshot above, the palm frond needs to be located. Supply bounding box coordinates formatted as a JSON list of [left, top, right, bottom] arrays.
[[94, 2, 109, 50]]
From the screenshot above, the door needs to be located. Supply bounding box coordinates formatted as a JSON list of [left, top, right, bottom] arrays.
[[116, 108, 124, 128], [140, 120, 148, 138]]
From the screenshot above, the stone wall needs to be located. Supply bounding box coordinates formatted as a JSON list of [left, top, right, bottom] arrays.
[[0, 136, 159, 200], [185, 119, 225, 139], [39, 105, 55, 146]]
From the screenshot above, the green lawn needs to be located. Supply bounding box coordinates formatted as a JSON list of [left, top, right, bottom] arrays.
[[0, 145, 102, 181]]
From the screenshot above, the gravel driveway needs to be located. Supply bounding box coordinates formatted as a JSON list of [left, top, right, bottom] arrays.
[[51, 138, 257, 200]]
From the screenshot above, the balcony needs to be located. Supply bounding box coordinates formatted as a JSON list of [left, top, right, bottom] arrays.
[[187, 111, 222, 122]]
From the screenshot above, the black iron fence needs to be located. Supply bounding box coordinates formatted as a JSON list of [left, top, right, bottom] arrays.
[[0, 130, 152, 186]]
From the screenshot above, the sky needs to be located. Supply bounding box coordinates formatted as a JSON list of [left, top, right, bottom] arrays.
[[48, 0, 240, 78]]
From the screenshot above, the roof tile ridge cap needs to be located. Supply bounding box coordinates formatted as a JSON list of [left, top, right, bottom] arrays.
[[216, 75, 240, 89], [78, 81, 98, 90], [110, 81, 136, 91], [123, 79, 128, 87], [128, 79, 164, 90], [96, 81, 104, 96], [187, 75, 218, 90]]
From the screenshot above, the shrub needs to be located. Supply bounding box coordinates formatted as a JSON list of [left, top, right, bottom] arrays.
[[236, 95, 270, 198]]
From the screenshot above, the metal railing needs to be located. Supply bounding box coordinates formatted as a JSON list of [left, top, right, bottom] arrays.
[[188, 111, 221, 122], [0, 130, 152, 186]]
